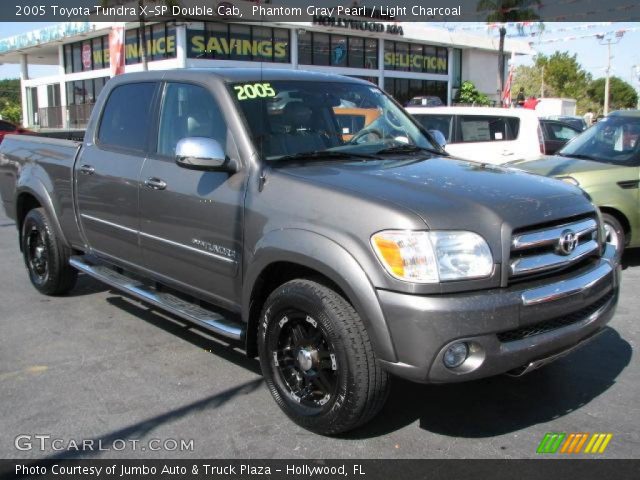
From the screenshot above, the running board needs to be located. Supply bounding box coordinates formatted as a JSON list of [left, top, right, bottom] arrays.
[[69, 256, 244, 341]]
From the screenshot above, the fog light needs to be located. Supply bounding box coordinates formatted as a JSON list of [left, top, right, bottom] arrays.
[[443, 342, 469, 369]]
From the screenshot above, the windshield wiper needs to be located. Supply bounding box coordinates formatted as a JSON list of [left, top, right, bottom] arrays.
[[272, 150, 379, 163], [558, 153, 596, 160], [375, 144, 444, 156]]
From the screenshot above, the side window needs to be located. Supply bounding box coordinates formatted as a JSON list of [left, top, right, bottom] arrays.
[[97, 82, 156, 151], [414, 115, 453, 142], [157, 83, 227, 157], [459, 115, 519, 142], [548, 123, 579, 141]]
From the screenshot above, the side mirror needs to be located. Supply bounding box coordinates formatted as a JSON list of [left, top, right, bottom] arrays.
[[175, 137, 227, 170], [428, 129, 447, 149]]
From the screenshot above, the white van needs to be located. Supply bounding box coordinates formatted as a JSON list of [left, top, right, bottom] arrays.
[[406, 106, 545, 164]]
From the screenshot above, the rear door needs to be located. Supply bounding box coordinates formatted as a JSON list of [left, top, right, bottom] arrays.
[[450, 114, 521, 164], [138, 81, 246, 307], [75, 81, 158, 266]]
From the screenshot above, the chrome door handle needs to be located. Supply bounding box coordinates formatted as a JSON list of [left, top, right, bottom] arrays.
[[79, 164, 95, 175], [144, 177, 167, 190]]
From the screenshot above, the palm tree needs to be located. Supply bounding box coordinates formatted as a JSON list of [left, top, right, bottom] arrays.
[[476, 0, 541, 105]]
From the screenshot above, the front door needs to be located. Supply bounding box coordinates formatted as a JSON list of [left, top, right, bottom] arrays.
[[76, 81, 158, 266], [138, 82, 246, 307]]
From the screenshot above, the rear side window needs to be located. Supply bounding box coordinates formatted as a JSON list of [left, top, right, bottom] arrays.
[[97, 82, 156, 151], [413, 114, 453, 142], [459, 115, 519, 142], [544, 122, 579, 141]]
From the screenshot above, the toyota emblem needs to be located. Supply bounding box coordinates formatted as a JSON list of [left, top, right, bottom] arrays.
[[557, 229, 578, 255]]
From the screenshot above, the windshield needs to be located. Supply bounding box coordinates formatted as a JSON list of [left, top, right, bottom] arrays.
[[229, 80, 441, 162], [558, 115, 640, 166]]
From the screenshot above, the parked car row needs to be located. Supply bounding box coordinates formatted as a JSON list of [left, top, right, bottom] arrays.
[[512, 111, 640, 262], [402, 105, 638, 261]]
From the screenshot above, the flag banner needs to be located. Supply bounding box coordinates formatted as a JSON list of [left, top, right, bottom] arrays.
[[108, 24, 125, 76]]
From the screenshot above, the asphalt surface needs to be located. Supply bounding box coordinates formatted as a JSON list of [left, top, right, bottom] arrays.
[[0, 209, 638, 460]]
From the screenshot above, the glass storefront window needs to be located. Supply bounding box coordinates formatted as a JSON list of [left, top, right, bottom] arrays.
[[396, 42, 410, 72], [348, 36, 364, 68], [125, 28, 140, 65], [331, 35, 347, 67], [228, 24, 251, 61], [384, 41, 448, 75], [423, 45, 436, 74], [452, 48, 462, 89], [410, 44, 423, 73], [273, 28, 290, 63], [91, 37, 104, 69], [298, 31, 312, 65], [72, 43, 82, 72], [313, 33, 330, 66], [187, 23, 289, 63], [384, 78, 448, 106], [437, 47, 449, 76], [365, 38, 378, 69], [298, 32, 376, 69], [253, 26, 274, 62]]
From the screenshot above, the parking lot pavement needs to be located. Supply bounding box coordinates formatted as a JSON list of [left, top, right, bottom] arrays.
[[0, 209, 638, 460]]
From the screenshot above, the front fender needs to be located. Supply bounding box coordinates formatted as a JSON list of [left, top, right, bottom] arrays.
[[244, 229, 398, 363]]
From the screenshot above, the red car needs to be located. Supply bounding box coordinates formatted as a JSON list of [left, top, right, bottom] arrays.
[[0, 120, 32, 144]]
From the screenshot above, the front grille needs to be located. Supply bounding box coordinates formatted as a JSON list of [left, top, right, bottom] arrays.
[[509, 216, 600, 283], [497, 290, 614, 343]]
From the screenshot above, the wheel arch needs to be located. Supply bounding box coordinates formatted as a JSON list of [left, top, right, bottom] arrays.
[[599, 206, 631, 245], [15, 186, 68, 251], [243, 229, 397, 363]]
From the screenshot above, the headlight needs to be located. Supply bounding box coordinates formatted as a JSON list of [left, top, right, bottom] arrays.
[[558, 176, 580, 186], [371, 230, 493, 283]]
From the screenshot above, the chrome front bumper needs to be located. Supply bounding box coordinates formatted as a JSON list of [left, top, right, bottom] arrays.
[[377, 244, 620, 384]]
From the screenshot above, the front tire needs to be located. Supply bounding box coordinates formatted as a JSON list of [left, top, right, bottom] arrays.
[[21, 208, 77, 295], [602, 213, 625, 263], [258, 279, 389, 435]]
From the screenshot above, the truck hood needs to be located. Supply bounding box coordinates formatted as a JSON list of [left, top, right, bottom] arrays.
[[277, 156, 594, 245], [509, 154, 622, 177]]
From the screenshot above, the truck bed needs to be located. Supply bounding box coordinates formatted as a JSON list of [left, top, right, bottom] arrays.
[[30, 129, 86, 142], [0, 134, 82, 245]]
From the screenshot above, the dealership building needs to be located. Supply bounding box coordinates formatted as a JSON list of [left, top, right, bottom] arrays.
[[0, 19, 532, 129]]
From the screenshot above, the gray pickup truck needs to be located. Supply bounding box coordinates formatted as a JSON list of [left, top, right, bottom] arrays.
[[0, 69, 620, 434]]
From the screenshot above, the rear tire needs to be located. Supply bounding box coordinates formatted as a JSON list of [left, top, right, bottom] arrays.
[[258, 279, 390, 435], [602, 213, 625, 263], [21, 208, 77, 295]]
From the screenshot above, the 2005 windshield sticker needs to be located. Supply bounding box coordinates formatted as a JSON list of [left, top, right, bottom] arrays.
[[234, 82, 276, 100]]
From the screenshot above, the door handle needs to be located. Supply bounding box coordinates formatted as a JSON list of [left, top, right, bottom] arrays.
[[501, 150, 515, 156], [79, 164, 95, 175], [144, 177, 167, 190]]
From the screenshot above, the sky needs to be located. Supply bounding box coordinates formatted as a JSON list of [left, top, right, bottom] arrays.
[[1, 21, 639, 89]]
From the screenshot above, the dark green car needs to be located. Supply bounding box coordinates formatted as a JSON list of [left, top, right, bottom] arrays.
[[512, 110, 640, 261]]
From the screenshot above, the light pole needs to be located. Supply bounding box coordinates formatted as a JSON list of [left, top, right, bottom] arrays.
[[598, 32, 625, 115]]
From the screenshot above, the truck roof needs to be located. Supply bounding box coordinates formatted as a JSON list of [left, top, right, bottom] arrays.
[[608, 110, 640, 118], [108, 68, 373, 85]]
